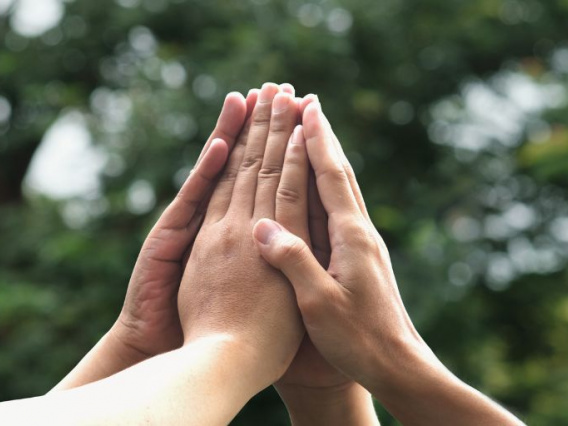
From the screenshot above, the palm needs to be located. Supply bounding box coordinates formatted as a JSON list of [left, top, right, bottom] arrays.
[[119, 231, 187, 357], [278, 334, 351, 389]]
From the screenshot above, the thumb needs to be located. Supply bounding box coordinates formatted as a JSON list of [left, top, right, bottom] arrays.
[[253, 219, 330, 297]]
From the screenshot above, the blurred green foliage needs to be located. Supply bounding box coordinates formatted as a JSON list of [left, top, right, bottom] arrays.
[[1, 0, 568, 424]]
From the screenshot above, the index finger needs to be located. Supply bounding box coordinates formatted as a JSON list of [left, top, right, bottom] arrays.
[[195, 92, 247, 165], [302, 102, 360, 219]]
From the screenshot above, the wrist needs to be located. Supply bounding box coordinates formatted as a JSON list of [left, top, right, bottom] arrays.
[[182, 333, 278, 394], [277, 382, 379, 426], [50, 328, 147, 393], [107, 321, 152, 368], [369, 336, 523, 425]]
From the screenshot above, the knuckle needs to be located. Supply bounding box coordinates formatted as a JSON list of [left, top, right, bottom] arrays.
[[258, 166, 282, 180], [269, 119, 293, 136], [218, 167, 238, 184], [287, 142, 306, 158], [240, 155, 263, 171], [376, 233, 391, 257], [251, 109, 271, 127], [317, 165, 349, 185], [280, 236, 308, 263], [175, 193, 200, 209], [340, 220, 376, 251], [277, 185, 302, 205]]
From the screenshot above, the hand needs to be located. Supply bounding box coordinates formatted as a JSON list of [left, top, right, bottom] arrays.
[[52, 92, 252, 392], [177, 83, 308, 387], [111, 92, 250, 363], [254, 101, 523, 425], [272, 96, 378, 426]]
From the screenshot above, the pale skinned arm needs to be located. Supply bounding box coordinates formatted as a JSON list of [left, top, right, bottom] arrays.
[[253, 100, 524, 426], [1, 335, 270, 426], [0, 84, 306, 425]]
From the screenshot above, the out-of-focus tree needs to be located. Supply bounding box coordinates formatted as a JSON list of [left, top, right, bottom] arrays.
[[1, 0, 568, 424]]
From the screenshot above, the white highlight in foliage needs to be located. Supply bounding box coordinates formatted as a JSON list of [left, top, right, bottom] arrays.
[[0, 96, 11, 123], [327, 8, 353, 34], [127, 180, 156, 215], [11, 0, 63, 37], [0, 0, 14, 15], [25, 112, 107, 199]]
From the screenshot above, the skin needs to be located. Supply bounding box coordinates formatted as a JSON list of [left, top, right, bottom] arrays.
[[274, 94, 379, 425], [253, 99, 525, 426], [52, 91, 252, 391], [0, 84, 311, 425], [177, 82, 307, 382]]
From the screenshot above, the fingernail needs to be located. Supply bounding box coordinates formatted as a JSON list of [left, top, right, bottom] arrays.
[[291, 125, 304, 145], [273, 93, 289, 113], [254, 219, 283, 245], [259, 83, 276, 103], [280, 83, 295, 94]]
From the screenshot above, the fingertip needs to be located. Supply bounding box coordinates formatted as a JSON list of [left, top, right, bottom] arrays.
[[226, 91, 246, 103], [210, 137, 229, 152], [303, 101, 324, 139], [259, 82, 281, 103], [247, 88, 260, 99], [273, 92, 295, 113], [224, 91, 247, 114], [253, 218, 285, 246], [280, 83, 295, 96], [301, 94, 319, 115], [291, 125, 305, 146], [246, 89, 260, 118], [215, 91, 247, 130], [203, 138, 229, 173]]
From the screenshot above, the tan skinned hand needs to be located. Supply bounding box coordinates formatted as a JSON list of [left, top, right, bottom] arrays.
[[111, 92, 253, 363], [177, 83, 311, 384]]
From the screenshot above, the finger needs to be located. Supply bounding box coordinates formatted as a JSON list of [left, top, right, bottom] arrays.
[[227, 82, 281, 217], [195, 92, 247, 165], [160, 138, 229, 230], [318, 110, 371, 222], [203, 90, 259, 223], [245, 88, 260, 121], [308, 170, 331, 268], [274, 126, 310, 242], [253, 219, 336, 307], [300, 94, 318, 115], [280, 83, 295, 96], [253, 92, 298, 220], [302, 101, 360, 219]]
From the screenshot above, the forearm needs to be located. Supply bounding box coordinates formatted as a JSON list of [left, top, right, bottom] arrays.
[[2, 335, 263, 425], [370, 337, 524, 426], [50, 326, 147, 392], [278, 382, 380, 426]]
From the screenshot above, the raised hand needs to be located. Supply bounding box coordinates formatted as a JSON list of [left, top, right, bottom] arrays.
[[177, 83, 309, 387], [273, 95, 379, 426], [254, 100, 523, 426], [52, 92, 250, 391]]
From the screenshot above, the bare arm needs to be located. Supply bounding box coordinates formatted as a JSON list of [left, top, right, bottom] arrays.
[[2, 336, 267, 426], [254, 99, 524, 426], [51, 92, 250, 392]]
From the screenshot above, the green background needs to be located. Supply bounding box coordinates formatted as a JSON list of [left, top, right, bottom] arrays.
[[1, 0, 568, 424]]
